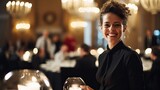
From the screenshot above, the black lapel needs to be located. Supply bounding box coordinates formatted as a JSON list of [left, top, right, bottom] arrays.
[[96, 50, 109, 83], [104, 51, 122, 80], [103, 41, 125, 84], [98, 50, 109, 74]]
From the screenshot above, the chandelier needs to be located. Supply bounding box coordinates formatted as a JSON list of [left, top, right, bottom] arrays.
[[61, 0, 99, 20], [126, 3, 138, 14], [140, 0, 160, 14], [16, 22, 30, 31], [6, 0, 32, 18], [126, 3, 138, 29]]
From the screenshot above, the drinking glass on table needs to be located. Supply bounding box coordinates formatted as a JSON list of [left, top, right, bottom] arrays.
[[63, 77, 86, 90]]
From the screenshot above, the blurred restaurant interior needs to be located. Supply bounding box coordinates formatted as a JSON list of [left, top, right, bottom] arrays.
[[0, 0, 160, 90]]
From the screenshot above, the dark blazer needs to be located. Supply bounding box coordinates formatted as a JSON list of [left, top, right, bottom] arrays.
[[75, 54, 98, 89], [147, 58, 160, 90], [96, 41, 145, 90], [75, 54, 96, 69], [31, 54, 46, 70]]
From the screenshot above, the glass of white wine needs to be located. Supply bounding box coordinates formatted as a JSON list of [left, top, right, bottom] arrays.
[[63, 77, 86, 90]]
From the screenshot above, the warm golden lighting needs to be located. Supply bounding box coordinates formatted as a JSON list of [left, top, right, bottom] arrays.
[[129, 0, 140, 5], [33, 48, 38, 54], [6, 0, 32, 18], [140, 0, 160, 14], [23, 51, 31, 61], [97, 48, 104, 55], [16, 22, 30, 30], [69, 84, 82, 90], [90, 49, 97, 56], [18, 82, 40, 90], [145, 48, 152, 56], [2, 70, 52, 90], [4, 72, 13, 81], [128, 46, 132, 48], [61, 0, 99, 20], [135, 49, 141, 54], [126, 3, 138, 14], [78, 7, 100, 13], [70, 21, 87, 28], [63, 77, 86, 90], [61, 0, 82, 13]]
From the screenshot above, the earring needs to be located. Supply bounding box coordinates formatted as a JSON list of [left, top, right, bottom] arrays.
[[123, 35, 126, 39]]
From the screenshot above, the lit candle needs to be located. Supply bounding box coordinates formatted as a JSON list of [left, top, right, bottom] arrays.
[[15, 1, 20, 13], [18, 82, 40, 90], [69, 84, 82, 90], [6, 1, 11, 12], [20, 2, 24, 15], [25, 2, 29, 14], [11, 1, 15, 13]]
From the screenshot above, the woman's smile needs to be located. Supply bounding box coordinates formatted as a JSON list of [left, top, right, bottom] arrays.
[[107, 33, 118, 37]]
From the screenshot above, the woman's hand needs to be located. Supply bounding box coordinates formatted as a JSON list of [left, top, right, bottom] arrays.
[[80, 85, 94, 90], [85, 86, 94, 90]]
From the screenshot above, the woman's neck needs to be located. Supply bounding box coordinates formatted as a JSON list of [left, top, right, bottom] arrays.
[[108, 40, 121, 49]]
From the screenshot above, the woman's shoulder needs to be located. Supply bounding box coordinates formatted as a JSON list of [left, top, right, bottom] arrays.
[[122, 45, 138, 55], [121, 46, 141, 64], [119, 46, 141, 64]]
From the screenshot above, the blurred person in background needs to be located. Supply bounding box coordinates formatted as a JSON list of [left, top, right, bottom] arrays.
[[84, 1, 145, 90], [31, 48, 46, 70], [147, 46, 160, 90], [9, 47, 25, 71], [75, 43, 96, 69], [144, 29, 158, 49], [75, 43, 98, 89], [9, 47, 32, 70], [51, 34, 62, 55], [63, 33, 77, 52], [0, 42, 10, 80], [54, 44, 68, 63], [35, 30, 52, 60]]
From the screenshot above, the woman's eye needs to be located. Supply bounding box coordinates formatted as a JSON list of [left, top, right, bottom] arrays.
[[105, 24, 110, 28], [113, 24, 121, 28]]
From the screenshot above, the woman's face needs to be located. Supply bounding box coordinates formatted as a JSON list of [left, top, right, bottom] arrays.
[[101, 13, 126, 44]]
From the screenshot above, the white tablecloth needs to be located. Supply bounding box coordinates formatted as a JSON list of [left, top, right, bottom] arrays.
[[40, 60, 76, 72], [141, 58, 152, 71]]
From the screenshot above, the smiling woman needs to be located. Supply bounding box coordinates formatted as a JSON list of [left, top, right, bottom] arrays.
[[84, 1, 145, 90]]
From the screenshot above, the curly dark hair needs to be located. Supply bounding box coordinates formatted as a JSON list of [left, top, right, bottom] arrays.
[[80, 43, 90, 53], [100, 0, 131, 25]]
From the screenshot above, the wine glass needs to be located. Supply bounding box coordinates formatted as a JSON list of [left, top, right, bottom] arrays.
[[63, 77, 86, 90], [2, 69, 52, 90]]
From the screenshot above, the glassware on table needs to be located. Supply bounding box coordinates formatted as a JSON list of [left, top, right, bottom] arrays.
[[63, 77, 86, 90], [2, 69, 52, 90]]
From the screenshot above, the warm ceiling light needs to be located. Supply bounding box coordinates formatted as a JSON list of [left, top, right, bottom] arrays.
[[140, 0, 160, 14], [16, 22, 30, 30], [61, 0, 99, 20], [126, 3, 138, 14], [6, 0, 32, 18], [70, 21, 87, 28]]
